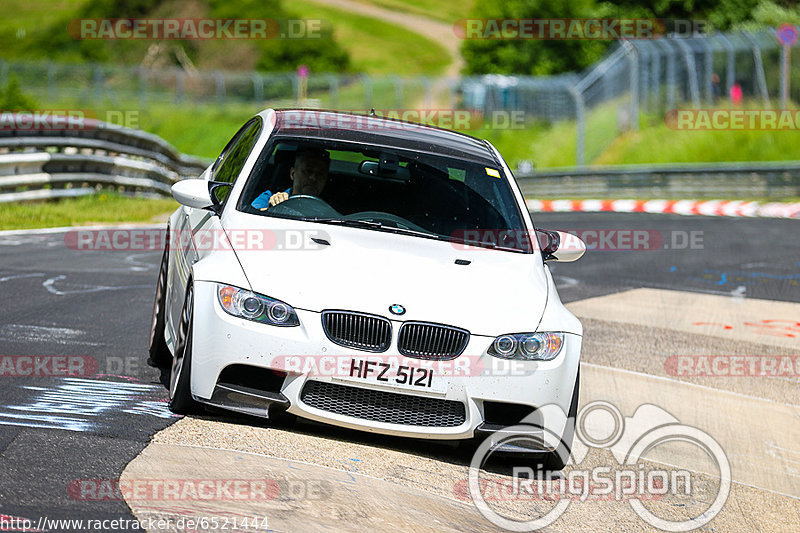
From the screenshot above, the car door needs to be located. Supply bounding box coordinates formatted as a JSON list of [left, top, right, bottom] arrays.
[[167, 117, 263, 338]]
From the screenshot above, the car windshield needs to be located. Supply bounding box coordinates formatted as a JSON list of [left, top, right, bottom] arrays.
[[237, 138, 531, 252]]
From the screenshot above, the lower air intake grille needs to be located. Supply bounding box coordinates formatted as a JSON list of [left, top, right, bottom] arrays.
[[397, 322, 470, 360], [300, 380, 466, 427], [321, 311, 392, 352]]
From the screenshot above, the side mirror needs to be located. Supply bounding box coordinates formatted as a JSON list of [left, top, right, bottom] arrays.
[[537, 229, 586, 262], [171, 179, 214, 210], [171, 179, 231, 214]]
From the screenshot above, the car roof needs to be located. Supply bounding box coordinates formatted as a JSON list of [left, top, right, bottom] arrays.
[[269, 109, 499, 165]]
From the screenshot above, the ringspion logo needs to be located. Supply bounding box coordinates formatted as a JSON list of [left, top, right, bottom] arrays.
[[468, 401, 730, 531]]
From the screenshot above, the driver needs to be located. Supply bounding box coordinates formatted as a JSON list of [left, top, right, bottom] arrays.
[[252, 147, 330, 210]]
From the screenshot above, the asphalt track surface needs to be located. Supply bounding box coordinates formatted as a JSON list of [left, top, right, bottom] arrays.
[[0, 212, 797, 532]]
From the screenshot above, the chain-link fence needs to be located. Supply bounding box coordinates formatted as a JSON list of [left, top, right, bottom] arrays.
[[0, 60, 450, 112], [0, 28, 794, 167], [463, 28, 796, 166]]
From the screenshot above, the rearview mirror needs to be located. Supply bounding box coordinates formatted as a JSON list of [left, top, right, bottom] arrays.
[[171, 179, 214, 210], [537, 229, 586, 262]]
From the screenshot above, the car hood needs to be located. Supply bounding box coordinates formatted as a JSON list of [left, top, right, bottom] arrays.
[[222, 211, 548, 336]]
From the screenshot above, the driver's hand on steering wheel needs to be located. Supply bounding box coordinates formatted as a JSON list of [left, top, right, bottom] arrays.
[[268, 191, 290, 207]]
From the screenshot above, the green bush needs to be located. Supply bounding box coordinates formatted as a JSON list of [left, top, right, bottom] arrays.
[[0, 76, 38, 110]]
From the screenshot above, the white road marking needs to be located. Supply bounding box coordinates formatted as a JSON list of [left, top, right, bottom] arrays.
[[0, 272, 44, 282], [0, 324, 96, 345], [43, 274, 150, 295], [0, 378, 176, 432], [554, 275, 579, 289], [0, 223, 163, 237], [123, 254, 156, 272]]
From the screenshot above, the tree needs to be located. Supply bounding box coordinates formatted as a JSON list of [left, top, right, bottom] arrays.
[[0, 77, 38, 111], [460, 0, 612, 76]]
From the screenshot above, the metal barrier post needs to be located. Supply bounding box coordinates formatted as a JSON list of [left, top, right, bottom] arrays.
[[253, 73, 264, 102], [654, 39, 676, 110], [568, 84, 586, 167], [393, 76, 403, 109], [327, 74, 339, 109], [623, 41, 640, 130], [716, 32, 736, 95], [672, 37, 701, 108], [741, 31, 771, 106], [362, 74, 372, 109]]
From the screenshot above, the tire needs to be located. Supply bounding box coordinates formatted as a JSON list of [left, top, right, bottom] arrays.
[[539, 369, 580, 471], [169, 283, 201, 414], [147, 240, 172, 368]]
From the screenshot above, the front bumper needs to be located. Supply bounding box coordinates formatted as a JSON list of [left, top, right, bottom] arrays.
[[190, 281, 581, 450]]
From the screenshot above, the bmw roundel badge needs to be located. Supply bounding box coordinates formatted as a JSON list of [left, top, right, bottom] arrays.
[[389, 304, 406, 315]]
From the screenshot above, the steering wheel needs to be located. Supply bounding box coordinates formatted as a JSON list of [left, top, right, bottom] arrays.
[[267, 194, 341, 218], [284, 194, 323, 202]]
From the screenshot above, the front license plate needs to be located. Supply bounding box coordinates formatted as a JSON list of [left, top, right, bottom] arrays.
[[338, 358, 448, 394]]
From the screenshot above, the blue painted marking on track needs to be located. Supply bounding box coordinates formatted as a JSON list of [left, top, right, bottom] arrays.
[[676, 267, 800, 287]]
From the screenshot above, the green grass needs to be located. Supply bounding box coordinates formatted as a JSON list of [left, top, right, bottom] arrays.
[[137, 102, 258, 158], [467, 100, 800, 169], [594, 115, 800, 166], [0, 0, 88, 41], [290, 0, 450, 75], [357, 0, 473, 23], [0, 193, 178, 230]]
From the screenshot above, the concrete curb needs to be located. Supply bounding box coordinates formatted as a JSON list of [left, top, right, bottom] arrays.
[[527, 199, 800, 219]]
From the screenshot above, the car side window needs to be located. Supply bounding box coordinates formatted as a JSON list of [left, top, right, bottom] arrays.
[[211, 118, 263, 204]]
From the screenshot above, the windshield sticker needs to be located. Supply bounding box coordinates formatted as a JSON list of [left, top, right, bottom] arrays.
[[485, 167, 500, 178]]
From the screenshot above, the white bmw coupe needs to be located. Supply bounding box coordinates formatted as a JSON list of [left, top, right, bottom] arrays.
[[148, 109, 586, 468]]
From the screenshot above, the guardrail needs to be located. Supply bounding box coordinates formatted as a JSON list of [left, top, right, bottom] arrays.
[[516, 161, 800, 199], [0, 115, 210, 203]]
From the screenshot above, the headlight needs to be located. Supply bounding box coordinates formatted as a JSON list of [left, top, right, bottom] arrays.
[[488, 332, 564, 361], [217, 284, 299, 326]]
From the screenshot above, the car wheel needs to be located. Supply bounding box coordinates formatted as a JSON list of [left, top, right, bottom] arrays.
[[539, 369, 580, 471], [169, 283, 201, 414], [147, 239, 172, 368]]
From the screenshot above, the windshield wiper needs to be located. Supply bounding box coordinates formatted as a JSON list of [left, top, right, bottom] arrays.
[[301, 217, 382, 228], [302, 217, 446, 240], [457, 238, 527, 252]]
